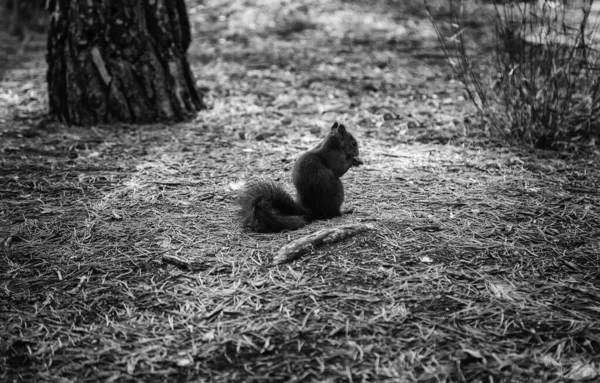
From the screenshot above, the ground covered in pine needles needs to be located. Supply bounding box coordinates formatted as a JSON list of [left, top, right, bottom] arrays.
[[2, 0, 600, 382]]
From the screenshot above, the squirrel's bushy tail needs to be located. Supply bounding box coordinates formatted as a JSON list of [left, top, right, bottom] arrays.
[[238, 181, 307, 233]]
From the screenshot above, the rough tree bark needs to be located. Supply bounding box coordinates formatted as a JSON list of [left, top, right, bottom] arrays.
[[46, 0, 204, 125]]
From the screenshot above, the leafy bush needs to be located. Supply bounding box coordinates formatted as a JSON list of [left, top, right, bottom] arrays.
[[426, 0, 600, 149]]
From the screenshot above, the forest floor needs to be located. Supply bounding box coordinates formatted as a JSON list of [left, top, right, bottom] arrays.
[[2, 0, 600, 382]]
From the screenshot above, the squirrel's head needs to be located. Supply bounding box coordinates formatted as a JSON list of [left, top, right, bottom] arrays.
[[329, 122, 361, 166]]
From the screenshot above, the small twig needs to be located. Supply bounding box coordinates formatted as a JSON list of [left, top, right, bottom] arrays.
[[273, 223, 375, 265], [162, 253, 206, 271]]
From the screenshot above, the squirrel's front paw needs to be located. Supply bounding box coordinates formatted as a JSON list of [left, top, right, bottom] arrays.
[[351, 157, 363, 167]]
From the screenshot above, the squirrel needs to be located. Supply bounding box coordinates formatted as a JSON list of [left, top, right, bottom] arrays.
[[238, 122, 363, 233]]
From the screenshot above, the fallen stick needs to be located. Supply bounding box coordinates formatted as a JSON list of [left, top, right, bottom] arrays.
[[273, 223, 375, 265], [162, 252, 206, 271]]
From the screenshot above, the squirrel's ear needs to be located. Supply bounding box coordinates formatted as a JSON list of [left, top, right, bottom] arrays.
[[337, 123, 347, 135], [330, 122, 339, 131]]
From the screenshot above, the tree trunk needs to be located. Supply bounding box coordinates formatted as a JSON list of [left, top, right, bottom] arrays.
[[46, 0, 204, 125], [8, 0, 21, 36]]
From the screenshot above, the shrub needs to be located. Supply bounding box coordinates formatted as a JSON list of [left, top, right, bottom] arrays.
[[426, 0, 600, 149]]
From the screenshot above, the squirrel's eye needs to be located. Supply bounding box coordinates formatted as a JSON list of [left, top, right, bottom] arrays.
[[351, 140, 357, 147]]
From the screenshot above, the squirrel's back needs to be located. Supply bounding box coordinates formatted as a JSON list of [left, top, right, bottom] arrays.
[[293, 151, 344, 220]]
